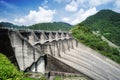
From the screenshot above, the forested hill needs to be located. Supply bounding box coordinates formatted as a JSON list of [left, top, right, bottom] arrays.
[[0, 22, 18, 28], [81, 9, 120, 46], [28, 22, 72, 31], [0, 22, 26, 29], [0, 22, 72, 31]]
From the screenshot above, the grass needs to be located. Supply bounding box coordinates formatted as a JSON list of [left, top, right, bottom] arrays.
[[54, 76, 61, 80]]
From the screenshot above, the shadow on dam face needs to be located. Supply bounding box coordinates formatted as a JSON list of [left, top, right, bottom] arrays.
[[0, 29, 18, 67]]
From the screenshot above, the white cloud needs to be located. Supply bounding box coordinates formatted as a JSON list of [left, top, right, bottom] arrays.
[[62, 17, 70, 23], [72, 7, 97, 25], [62, 7, 97, 25], [89, 0, 113, 7], [65, 0, 78, 12], [65, 0, 97, 12], [113, 0, 120, 12], [65, 0, 113, 11], [13, 7, 56, 25], [65, 0, 113, 12], [115, 0, 120, 8]]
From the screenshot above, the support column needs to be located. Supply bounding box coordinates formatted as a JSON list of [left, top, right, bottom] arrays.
[[40, 32, 48, 44], [37, 56, 45, 74], [55, 32, 59, 41], [28, 32, 38, 45], [49, 32, 54, 42]]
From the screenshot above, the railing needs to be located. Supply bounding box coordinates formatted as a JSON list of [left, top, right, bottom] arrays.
[[49, 71, 82, 76], [45, 71, 84, 79], [0, 27, 69, 33]]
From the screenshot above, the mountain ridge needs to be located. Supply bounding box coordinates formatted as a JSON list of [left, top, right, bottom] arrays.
[[81, 9, 120, 46]]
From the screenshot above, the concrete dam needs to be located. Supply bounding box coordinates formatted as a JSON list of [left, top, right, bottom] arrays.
[[0, 28, 120, 80]]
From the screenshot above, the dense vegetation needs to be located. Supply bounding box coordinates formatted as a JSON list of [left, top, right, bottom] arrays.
[[0, 53, 46, 80], [28, 22, 72, 31], [0, 53, 22, 80], [72, 24, 120, 63], [82, 9, 120, 46], [0, 22, 72, 31]]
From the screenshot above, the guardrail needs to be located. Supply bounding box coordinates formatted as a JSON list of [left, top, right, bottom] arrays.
[[0, 27, 70, 33]]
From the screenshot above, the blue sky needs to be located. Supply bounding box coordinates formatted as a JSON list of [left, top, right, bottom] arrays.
[[0, 0, 120, 25]]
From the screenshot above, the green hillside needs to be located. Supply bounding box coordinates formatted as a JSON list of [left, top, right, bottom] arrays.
[[72, 9, 120, 63], [81, 9, 120, 46], [28, 22, 72, 31]]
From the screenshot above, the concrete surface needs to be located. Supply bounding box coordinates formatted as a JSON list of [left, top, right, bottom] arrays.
[[0, 28, 120, 80]]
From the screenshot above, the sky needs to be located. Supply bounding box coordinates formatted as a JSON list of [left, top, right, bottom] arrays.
[[0, 0, 120, 26]]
